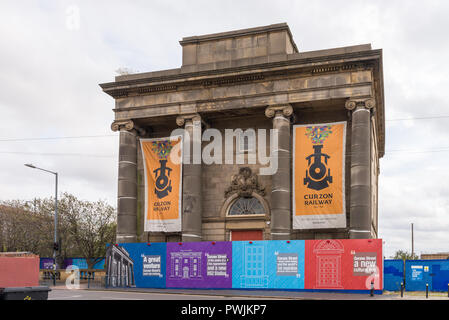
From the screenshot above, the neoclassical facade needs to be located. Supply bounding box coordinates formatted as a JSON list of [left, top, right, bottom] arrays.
[[105, 244, 135, 287], [100, 23, 384, 243]]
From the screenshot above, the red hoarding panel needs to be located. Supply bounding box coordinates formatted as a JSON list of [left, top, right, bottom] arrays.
[[0, 256, 40, 287], [305, 239, 383, 291]]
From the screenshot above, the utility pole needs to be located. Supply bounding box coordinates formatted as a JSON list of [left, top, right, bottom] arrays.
[[411, 222, 414, 259]]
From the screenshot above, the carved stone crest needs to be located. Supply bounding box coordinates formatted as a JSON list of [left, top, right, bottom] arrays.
[[224, 167, 265, 198]]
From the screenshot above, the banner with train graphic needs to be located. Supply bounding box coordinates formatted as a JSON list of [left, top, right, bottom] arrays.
[[293, 122, 347, 229], [140, 136, 183, 232]]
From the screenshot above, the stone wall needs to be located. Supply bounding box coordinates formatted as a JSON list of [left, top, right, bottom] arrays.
[[137, 103, 375, 242]]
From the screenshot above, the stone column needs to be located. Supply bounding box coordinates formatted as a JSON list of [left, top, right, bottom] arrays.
[[265, 104, 293, 240], [111, 120, 138, 243], [345, 98, 375, 239], [176, 114, 203, 242]]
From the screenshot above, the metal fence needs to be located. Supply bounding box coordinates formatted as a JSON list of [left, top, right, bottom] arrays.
[[39, 272, 136, 290], [39, 270, 61, 287]]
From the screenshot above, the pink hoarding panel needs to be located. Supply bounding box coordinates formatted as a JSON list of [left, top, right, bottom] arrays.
[[0, 256, 40, 287]]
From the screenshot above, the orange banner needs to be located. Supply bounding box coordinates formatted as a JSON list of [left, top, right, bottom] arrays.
[[141, 136, 182, 232], [293, 122, 346, 229]]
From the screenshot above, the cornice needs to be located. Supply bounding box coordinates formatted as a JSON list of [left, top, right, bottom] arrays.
[[101, 62, 374, 100], [99, 50, 382, 98], [111, 82, 372, 113]]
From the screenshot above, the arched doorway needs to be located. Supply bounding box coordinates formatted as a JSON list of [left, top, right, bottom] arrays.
[[228, 196, 265, 216], [222, 167, 269, 241], [222, 192, 269, 241]]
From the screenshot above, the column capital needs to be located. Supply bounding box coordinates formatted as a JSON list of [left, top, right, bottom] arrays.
[[111, 120, 134, 132], [176, 113, 202, 127], [345, 98, 376, 111], [112, 119, 147, 136], [265, 104, 293, 118]]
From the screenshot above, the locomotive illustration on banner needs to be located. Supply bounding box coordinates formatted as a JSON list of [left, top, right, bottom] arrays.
[[151, 141, 174, 199], [303, 125, 333, 191]]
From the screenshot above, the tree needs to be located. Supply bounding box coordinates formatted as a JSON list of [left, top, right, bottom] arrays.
[[58, 193, 116, 269], [1, 194, 117, 270], [393, 250, 419, 260], [0, 200, 54, 255]]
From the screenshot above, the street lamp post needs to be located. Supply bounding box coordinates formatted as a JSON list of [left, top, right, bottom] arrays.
[[25, 164, 58, 269]]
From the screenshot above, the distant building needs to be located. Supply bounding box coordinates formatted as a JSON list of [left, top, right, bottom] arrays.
[[420, 253, 449, 260], [100, 23, 385, 243]]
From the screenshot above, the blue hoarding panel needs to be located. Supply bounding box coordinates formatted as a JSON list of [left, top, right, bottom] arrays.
[[383, 260, 404, 291], [405, 260, 431, 291], [430, 261, 449, 292], [71, 258, 105, 269], [93, 259, 105, 269], [405, 260, 449, 291], [232, 240, 305, 289], [71, 258, 88, 269], [119, 243, 167, 288], [267, 240, 305, 289]]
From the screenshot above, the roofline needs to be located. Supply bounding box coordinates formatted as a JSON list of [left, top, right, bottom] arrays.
[[100, 46, 379, 89], [179, 22, 299, 53]]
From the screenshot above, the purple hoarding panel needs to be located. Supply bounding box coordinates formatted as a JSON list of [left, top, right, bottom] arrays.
[[166, 242, 232, 288], [62, 258, 73, 269], [40, 258, 54, 269]]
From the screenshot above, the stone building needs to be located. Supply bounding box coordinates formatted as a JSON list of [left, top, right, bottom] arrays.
[[100, 23, 385, 243]]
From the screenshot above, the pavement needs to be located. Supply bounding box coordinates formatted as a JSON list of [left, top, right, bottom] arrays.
[[49, 287, 263, 300], [47, 285, 449, 300]]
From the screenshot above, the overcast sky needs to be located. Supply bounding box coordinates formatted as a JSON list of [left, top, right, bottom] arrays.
[[1, 0, 448, 258]]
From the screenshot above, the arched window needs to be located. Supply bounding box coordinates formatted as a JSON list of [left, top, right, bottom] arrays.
[[228, 196, 265, 216]]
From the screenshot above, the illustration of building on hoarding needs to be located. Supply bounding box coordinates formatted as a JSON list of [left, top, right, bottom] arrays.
[[240, 243, 268, 288], [105, 245, 135, 287], [313, 240, 344, 289], [169, 251, 202, 279]]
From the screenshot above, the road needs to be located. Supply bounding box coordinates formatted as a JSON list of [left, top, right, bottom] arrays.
[[48, 288, 276, 300], [47, 287, 449, 300]]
